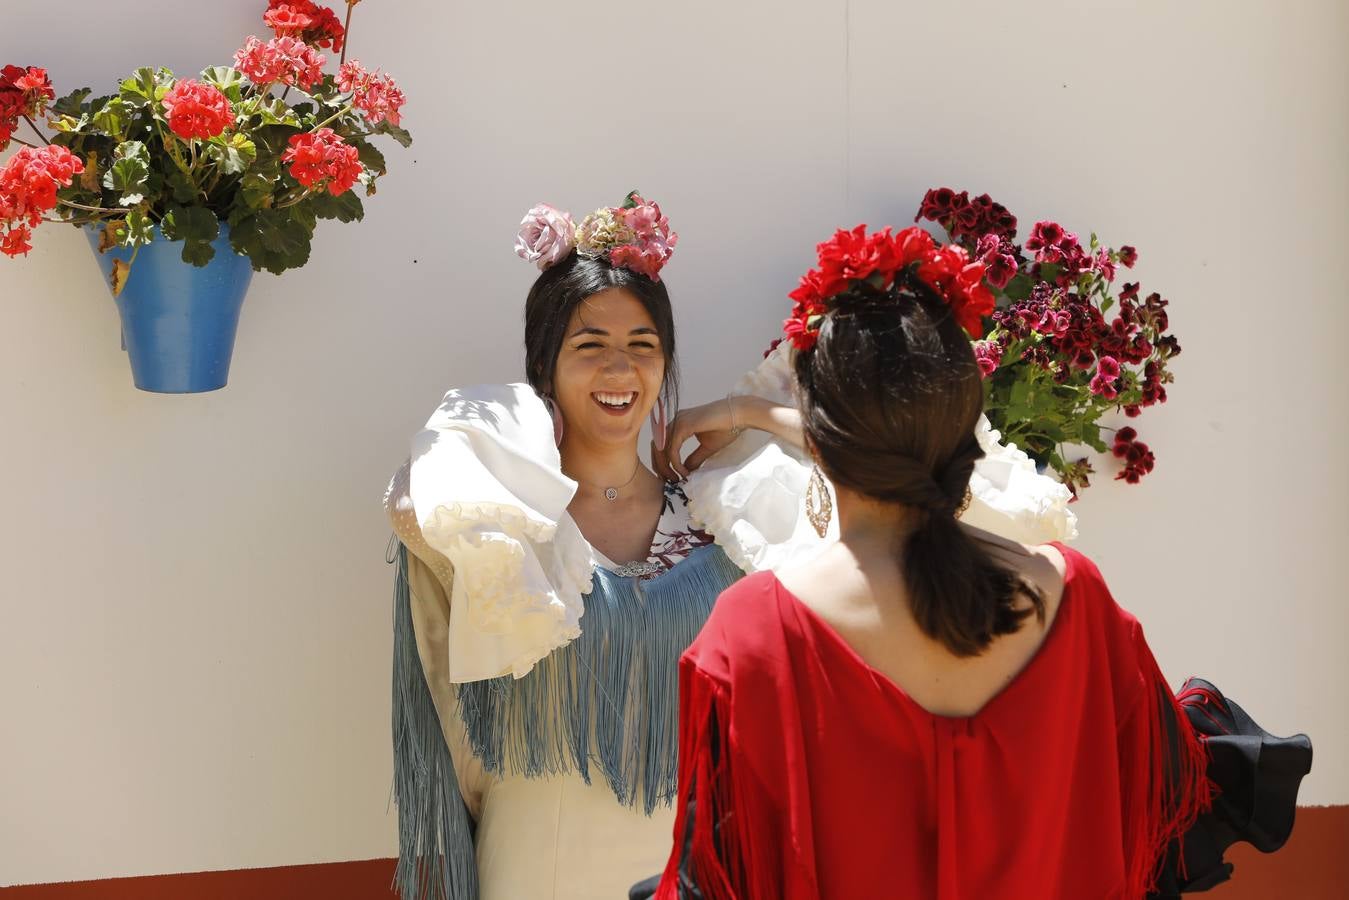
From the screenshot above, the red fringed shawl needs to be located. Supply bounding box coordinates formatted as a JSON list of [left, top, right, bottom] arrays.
[[655, 545, 1210, 900]]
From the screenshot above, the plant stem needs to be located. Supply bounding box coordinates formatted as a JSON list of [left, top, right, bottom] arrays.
[[275, 188, 313, 209], [23, 116, 52, 145], [8, 138, 40, 149], [340, 2, 356, 65], [58, 198, 129, 214], [313, 103, 354, 131]]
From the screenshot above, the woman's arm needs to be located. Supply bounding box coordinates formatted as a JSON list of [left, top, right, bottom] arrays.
[[652, 394, 804, 481]]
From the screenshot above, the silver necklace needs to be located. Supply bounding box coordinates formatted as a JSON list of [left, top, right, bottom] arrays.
[[567, 460, 642, 501]]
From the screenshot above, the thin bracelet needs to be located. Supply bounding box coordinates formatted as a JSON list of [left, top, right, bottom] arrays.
[[726, 394, 745, 436]]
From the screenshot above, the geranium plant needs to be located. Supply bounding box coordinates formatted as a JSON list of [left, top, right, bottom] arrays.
[[914, 188, 1181, 494], [0, 0, 408, 292]]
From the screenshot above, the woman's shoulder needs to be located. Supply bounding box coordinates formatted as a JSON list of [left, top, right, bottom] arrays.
[[685, 571, 789, 678]]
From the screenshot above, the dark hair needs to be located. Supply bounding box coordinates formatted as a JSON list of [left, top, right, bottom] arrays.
[[523, 251, 679, 409], [794, 273, 1043, 657]]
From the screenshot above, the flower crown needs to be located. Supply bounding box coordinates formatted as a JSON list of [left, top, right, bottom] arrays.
[[514, 190, 678, 282], [784, 224, 995, 352]]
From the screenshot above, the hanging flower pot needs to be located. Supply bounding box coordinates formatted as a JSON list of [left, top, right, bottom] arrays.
[[84, 223, 252, 393], [1, 1, 411, 393]]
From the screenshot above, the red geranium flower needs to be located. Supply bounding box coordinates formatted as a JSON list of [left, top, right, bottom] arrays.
[[0, 144, 84, 257], [0, 65, 56, 149], [266, 0, 346, 52], [161, 79, 234, 140], [338, 60, 406, 127], [282, 127, 362, 195], [234, 35, 327, 90]]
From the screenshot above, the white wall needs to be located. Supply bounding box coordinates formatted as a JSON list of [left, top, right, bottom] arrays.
[[2, 0, 1345, 886]]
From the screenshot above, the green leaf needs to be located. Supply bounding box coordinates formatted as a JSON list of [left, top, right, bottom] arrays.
[[49, 115, 86, 134], [200, 66, 246, 104], [228, 207, 313, 275], [310, 190, 364, 223], [257, 97, 301, 127], [1002, 272, 1034, 302], [288, 201, 318, 234], [91, 97, 128, 139], [119, 67, 170, 109], [103, 141, 151, 206], [208, 132, 257, 175], [1079, 422, 1109, 454], [239, 171, 278, 209], [351, 138, 386, 175], [51, 88, 93, 118], [370, 120, 412, 148], [161, 205, 220, 245], [120, 209, 156, 248], [1038, 262, 1061, 283], [180, 238, 217, 266], [250, 124, 303, 159], [165, 169, 200, 204]]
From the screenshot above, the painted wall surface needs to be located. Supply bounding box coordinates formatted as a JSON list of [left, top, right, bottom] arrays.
[[2, 0, 1345, 886]]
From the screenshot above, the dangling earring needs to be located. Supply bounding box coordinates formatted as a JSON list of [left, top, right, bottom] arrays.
[[544, 395, 564, 447], [955, 486, 973, 519], [649, 397, 669, 449], [805, 465, 833, 538]]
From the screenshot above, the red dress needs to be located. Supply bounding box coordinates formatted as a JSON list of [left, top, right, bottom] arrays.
[[654, 545, 1210, 900]]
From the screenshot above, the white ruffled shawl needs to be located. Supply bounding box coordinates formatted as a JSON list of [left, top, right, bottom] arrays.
[[684, 342, 1079, 572], [406, 383, 595, 682], [392, 352, 1077, 683]]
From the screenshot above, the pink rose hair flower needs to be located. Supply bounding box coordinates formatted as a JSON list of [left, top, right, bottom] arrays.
[[282, 127, 362, 195], [514, 203, 576, 270], [546, 191, 679, 281], [161, 79, 234, 140], [608, 193, 678, 282], [338, 60, 406, 127], [234, 35, 326, 90]]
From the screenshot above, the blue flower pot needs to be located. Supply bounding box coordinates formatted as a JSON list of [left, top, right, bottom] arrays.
[[85, 223, 253, 393]]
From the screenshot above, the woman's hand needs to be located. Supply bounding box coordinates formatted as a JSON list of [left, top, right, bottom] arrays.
[[651, 395, 805, 481], [651, 397, 740, 482]]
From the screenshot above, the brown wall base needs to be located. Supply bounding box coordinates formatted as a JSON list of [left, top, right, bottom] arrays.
[[1207, 805, 1348, 899], [4, 806, 1345, 899], [0, 859, 398, 900]]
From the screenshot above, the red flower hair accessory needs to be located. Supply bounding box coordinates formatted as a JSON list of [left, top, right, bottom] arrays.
[[783, 224, 995, 351]]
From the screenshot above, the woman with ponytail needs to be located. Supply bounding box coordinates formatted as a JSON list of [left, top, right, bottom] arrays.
[[642, 225, 1310, 900]]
